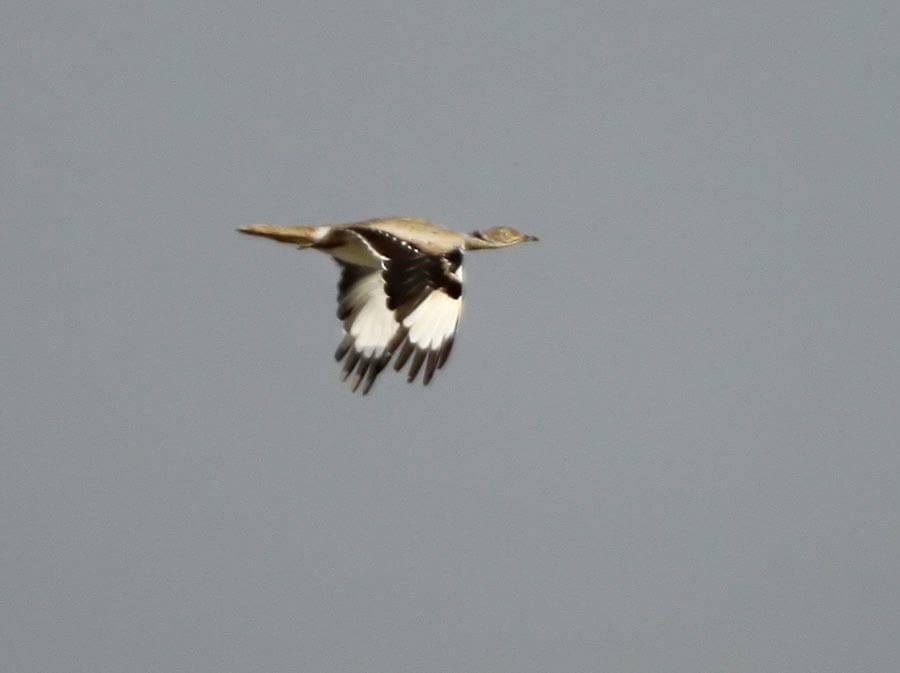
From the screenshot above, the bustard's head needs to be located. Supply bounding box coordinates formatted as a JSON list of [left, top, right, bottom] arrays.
[[467, 226, 539, 249]]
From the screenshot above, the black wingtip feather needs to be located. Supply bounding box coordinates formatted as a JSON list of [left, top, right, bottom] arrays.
[[335, 335, 353, 361], [437, 336, 455, 369], [423, 349, 441, 385], [341, 350, 360, 380], [394, 341, 415, 371], [407, 350, 427, 383]]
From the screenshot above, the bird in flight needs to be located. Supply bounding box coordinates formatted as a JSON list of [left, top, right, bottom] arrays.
[[238, 216, 538, 394]]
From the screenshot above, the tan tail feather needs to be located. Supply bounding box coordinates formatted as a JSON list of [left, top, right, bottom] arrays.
[[237, 224, 318, 246]]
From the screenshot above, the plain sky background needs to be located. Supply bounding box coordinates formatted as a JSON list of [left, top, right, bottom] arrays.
[[3, 2, 899, 671]]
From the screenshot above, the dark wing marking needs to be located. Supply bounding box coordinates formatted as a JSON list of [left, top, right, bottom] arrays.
[[383, 248, 463, 315], [346, 225, 423, 260]]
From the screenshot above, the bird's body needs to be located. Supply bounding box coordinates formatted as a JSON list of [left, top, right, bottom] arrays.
[[238, 217, 537, 394]]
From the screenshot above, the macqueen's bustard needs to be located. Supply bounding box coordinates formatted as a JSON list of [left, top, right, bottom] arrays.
[[238, 217, 538, 394]]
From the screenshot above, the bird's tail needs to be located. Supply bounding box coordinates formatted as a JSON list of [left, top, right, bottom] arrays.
[[237, 224, 321, 247]]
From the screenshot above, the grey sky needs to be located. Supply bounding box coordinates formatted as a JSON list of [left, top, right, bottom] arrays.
[[3, 2, 899, 671]]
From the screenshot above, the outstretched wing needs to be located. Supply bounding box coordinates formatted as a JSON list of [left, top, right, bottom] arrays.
[[383, 248, 463, 385], [334, 227, 464, 391], [333, 263, 405, 394]]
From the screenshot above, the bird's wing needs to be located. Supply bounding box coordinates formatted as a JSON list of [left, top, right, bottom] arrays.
[[346, 227, 464, 386], [334, 262, 405, 394]]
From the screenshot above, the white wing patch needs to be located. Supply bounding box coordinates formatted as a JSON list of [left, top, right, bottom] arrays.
[[334, 268, 403, 393], [393, 266, 463, 385], [345, 273, 397, 356]]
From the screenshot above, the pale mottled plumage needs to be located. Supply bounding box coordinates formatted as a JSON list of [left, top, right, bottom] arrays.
[[238, 217, 537, 393]]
